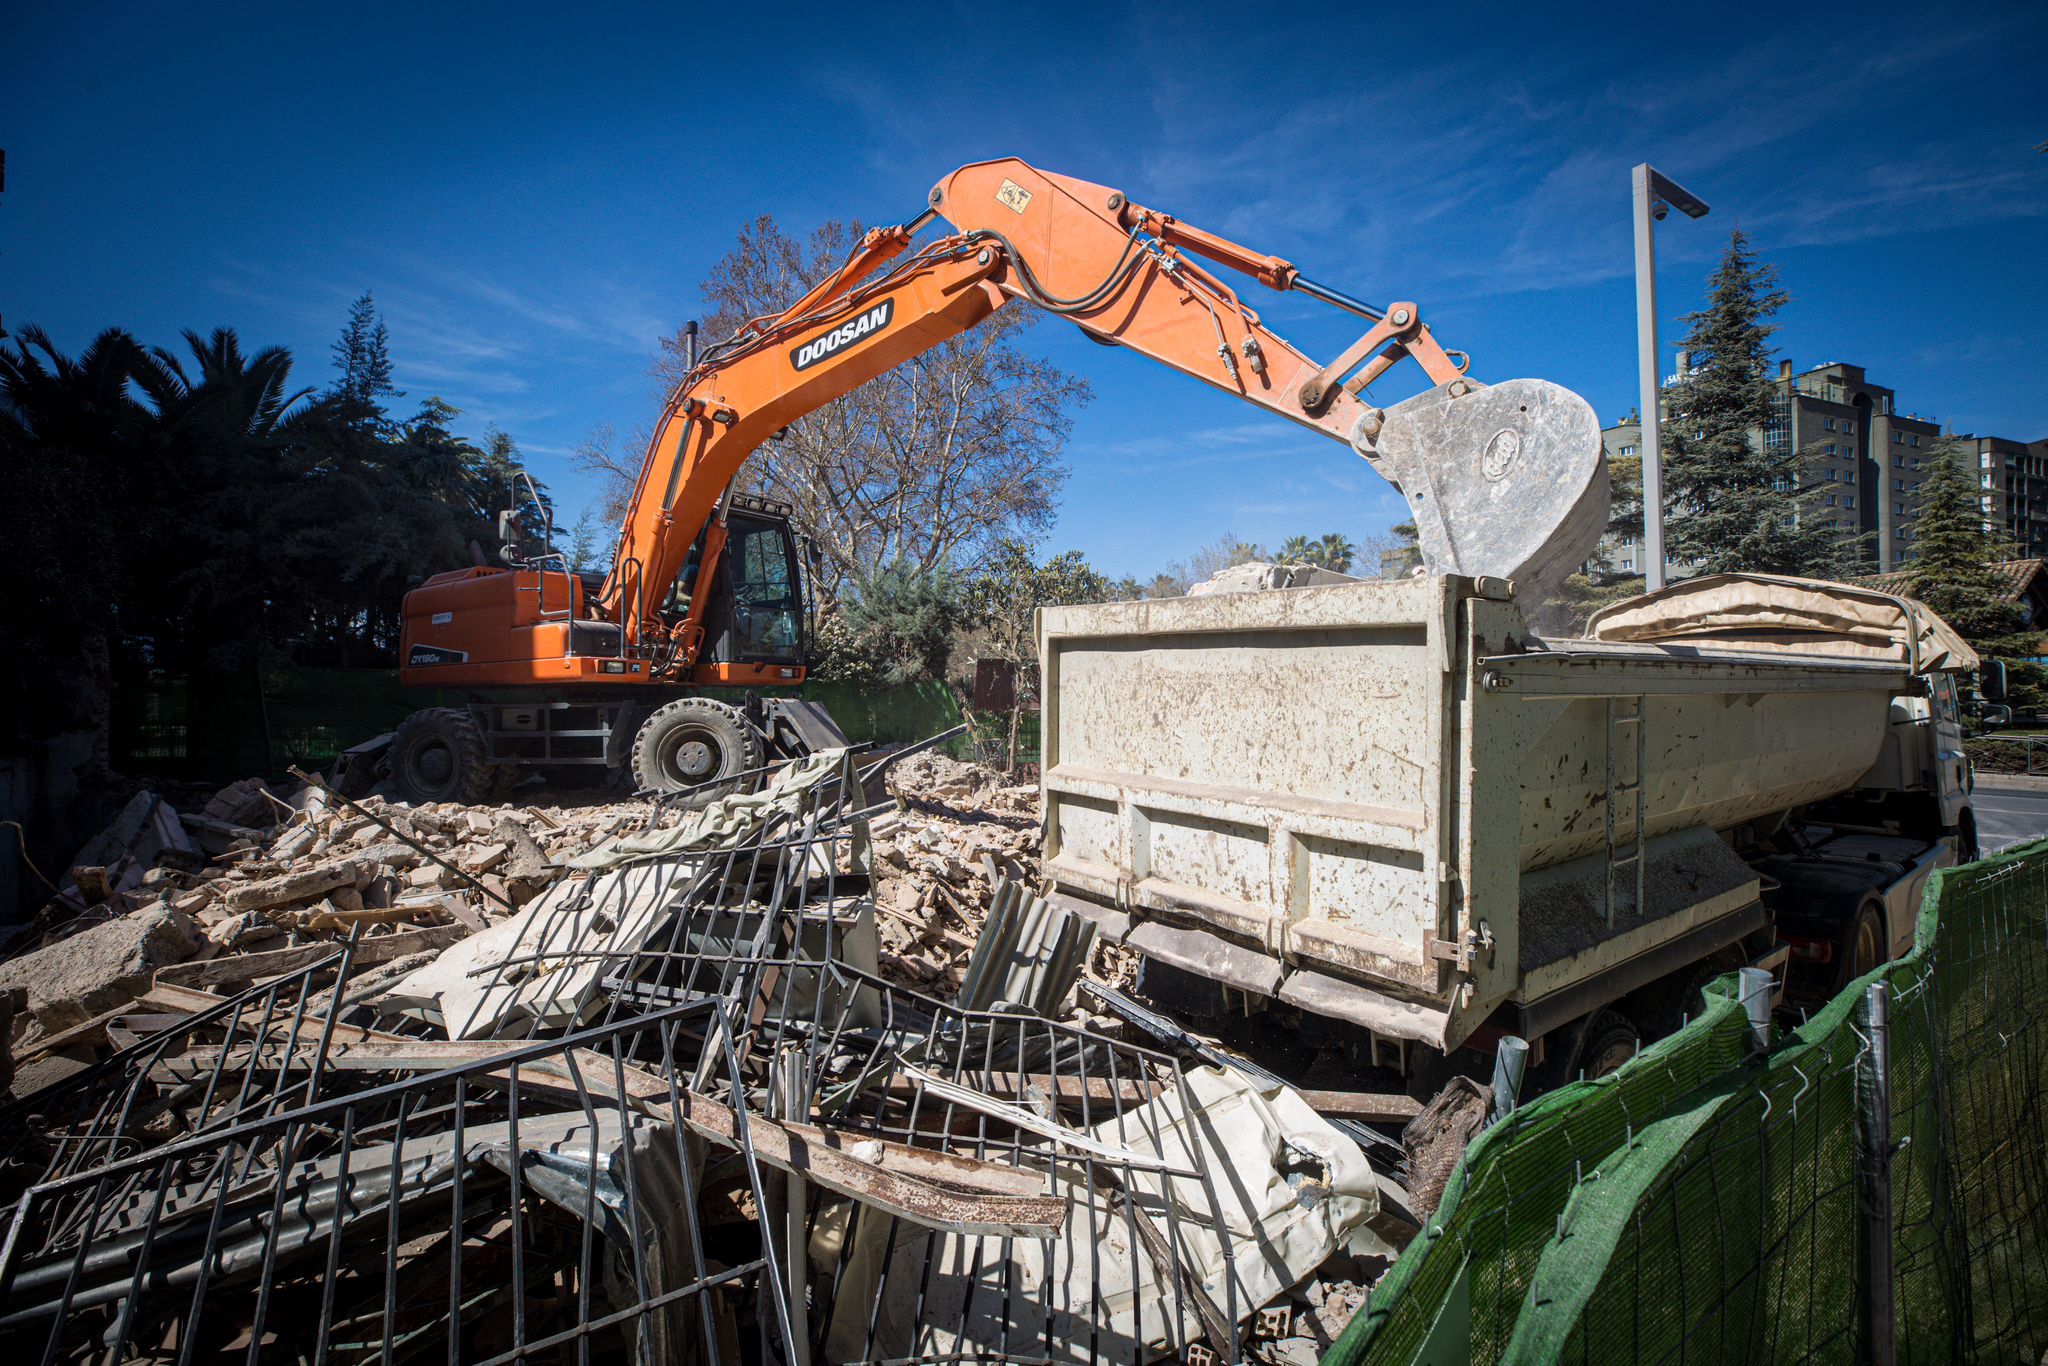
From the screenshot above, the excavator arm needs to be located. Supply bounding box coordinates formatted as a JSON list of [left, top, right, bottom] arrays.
[[602, 156, 1607, 670]]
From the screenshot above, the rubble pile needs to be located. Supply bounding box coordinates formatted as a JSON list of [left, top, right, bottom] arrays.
[[0, 744, 1408, 1364], [870, 751, 1037, 988], [869, 749, 1144, 1001], [0, 778, 643, 1054]]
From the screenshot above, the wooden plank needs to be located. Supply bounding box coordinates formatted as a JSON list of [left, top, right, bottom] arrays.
[[18, 1001, 154, 1061], [1297, 1088, 1422, 1122], [149, 924, 467, 989]]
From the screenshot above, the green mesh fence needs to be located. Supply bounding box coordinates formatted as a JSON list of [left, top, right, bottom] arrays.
[[1501, 838, 2048, 1363], [1325, 837, 2048, 1366], [1323, 977, 1756, 1365]]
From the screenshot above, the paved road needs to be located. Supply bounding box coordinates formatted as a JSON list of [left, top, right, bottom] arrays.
[[1971, 779, 2048, 855]]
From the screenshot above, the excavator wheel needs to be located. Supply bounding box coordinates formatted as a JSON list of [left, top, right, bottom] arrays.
[[390, 707, 503, 806], [630, 698, 764, 807]]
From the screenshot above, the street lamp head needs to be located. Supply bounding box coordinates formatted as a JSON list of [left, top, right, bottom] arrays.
[[1646, 168, 1709, 220]]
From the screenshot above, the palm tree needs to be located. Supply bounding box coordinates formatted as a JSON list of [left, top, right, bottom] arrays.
[[1278, 534, 1315, 564], [0, 326, 154, 779], [130, 327, 313, 442], [1314, 532, 1357, 574], [0, 325, 149, 448]]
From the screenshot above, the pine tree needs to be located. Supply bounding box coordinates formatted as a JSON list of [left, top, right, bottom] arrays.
[[1662, 231, 1849, 577], [563, 509, 606, 574], [1905, 440, 2024, 644], [331, 293, 400, 409]]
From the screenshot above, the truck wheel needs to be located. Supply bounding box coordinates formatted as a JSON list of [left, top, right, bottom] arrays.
[[391, 708, 500, 805], [630, 698, 763, 805], [1836, 900, 1887, 993], [1532, 1009, 1640, 1093], [1576, 1011, 1642, 1080]]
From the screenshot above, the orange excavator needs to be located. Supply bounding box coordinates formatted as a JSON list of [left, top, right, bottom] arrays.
[[385, 157, 1607, 803]]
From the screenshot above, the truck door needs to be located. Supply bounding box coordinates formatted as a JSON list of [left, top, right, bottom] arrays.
[[1930, 672, 1969, 827]]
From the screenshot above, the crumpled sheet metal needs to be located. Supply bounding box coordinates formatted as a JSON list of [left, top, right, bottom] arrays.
[[378, 857, 687, 1039], [573, 748, 853, 871], [954, 876, 1098, 1017], [814, 1065, 1385, 1364]]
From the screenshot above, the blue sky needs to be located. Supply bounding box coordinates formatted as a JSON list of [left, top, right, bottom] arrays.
[[6, 1, 2044, 579]]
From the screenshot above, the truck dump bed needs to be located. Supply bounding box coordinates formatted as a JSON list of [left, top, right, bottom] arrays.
[[1039, 574, 1912, 1052]]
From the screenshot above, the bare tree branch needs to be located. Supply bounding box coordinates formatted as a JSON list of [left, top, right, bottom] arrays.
[[652, 214, 1088, 604]]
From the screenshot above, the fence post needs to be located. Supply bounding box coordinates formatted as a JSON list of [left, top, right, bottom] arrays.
[[1858, 979, 1896, 1366], [1738, 967, 1774, 1053], [1491, 1035, 1529, 1122]]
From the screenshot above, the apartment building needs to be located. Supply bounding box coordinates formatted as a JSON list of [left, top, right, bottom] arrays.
[[1963, 436, 2048, 558], [1600, 359, 2040, 577], [1775, 361, 1940, 568]]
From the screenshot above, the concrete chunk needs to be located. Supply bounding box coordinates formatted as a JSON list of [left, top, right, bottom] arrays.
[[218, 860, 361, 914], [0, 906, 199, 1034]]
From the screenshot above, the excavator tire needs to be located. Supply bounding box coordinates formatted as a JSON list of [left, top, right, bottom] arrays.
[[630, 698, 764, 807], [390, 707, 501, 806]]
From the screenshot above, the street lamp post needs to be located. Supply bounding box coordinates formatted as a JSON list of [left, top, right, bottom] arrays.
[[1631, 164, 1709, 590]]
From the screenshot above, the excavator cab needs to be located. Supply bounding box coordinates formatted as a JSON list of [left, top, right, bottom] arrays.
[[697, 498, 806, 670]]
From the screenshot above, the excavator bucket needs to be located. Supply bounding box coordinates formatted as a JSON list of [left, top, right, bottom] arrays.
[[1365, 377, 1609, 601]]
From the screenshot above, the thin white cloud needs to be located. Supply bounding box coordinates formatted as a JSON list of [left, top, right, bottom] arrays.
[[1118, 11, 2044, 304]]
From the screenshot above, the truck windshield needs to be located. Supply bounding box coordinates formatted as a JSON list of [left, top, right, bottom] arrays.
[[725, 518, 802, 661]]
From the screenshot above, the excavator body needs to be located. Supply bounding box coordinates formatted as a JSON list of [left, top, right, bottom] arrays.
[[399, 498, 807, 691]]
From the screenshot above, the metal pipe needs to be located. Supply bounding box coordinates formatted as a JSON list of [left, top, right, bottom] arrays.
[[1861, 980, 1896, 1366], [682, 319, 698, 372], [1738, 966, 1775, 1053], [1632, 164, 1667, 591], [1630, 163, 1707, 592], [1292, 274, 1386, 322], [777, 1046, 812, 1366], [1491, 1036, 1530, 1122]]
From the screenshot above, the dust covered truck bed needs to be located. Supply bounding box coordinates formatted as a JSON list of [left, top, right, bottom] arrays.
[[1037, 573, 1911, 1055]]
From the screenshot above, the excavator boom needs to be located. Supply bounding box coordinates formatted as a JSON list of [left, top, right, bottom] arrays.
[[601, 156, 1607, 661]]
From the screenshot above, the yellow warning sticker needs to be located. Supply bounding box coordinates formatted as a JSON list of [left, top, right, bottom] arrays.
[[995, 179, 1032, 214]]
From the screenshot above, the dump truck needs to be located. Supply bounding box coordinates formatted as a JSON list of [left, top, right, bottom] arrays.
[[1039, 571, 1981, 1086]]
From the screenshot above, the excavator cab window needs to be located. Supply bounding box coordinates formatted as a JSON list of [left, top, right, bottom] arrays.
[[704, 514, 804, 664]]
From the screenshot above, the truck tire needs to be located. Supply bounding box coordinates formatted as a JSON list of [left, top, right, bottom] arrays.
[[630, 698, 763, 805], [391, 708, 500, 805], [1836, 899, 1887, 994], [1532, 1009, 1640, 1093]]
